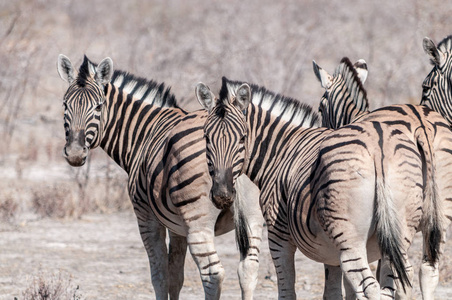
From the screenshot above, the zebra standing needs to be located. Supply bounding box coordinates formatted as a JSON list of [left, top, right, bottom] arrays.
[[196, 77, 436, 299], [57, 55, 262, 300], [313, 57, 452, 299]]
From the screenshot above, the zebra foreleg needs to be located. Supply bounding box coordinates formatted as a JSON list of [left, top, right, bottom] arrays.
[[136, 211, 170, 300], [168, 231, 187, 300], [322, 264, 356, 299], [268, 232, 297, 300], [187, 227, 224, 300]]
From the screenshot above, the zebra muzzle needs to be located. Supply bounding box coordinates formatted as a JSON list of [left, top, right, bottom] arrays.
[[63, 130, 89, 167], [211, 169, 235, 209]]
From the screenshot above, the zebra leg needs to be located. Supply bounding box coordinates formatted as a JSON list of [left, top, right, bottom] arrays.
[[136, 208, 170, 300], [322, 264, 344, 299], [187, 226, 224, 300], [379, 253, 413, 300], [168, 231, 188, 300], [235, 175, 263, 300], [268, 232, 297, 300], [340, 247, 379, 300], [419, 228, 446, 300]]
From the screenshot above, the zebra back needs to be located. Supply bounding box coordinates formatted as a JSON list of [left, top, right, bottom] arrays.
[[422, 35, 452, 125]]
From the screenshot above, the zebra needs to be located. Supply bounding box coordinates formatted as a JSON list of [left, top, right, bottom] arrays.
[[422, 35, 452, 126], [313, 57, 452, 299], [57, 54, 263, 300], [196, 77, 438, 299]]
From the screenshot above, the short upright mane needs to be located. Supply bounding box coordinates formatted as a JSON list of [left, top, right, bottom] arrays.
[[437, 35, 452, 53], [111, 70, 179, 108], [335, 57, 369, 112], [79, 55, 179, 108], [219, 77, 321, 128]]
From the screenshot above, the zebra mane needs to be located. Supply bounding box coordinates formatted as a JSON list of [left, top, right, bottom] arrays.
[[79, 55, 178, 108], [77, 55, 95, 87], [334, 57, 369, 112], [437, 35, 452, 53], [219, 77, 321, 128]]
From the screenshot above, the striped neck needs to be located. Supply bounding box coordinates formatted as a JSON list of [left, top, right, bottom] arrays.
[[98, 78, 186, 173], [219, 77, 321, 184]]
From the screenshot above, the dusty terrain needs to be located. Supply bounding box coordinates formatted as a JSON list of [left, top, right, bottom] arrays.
[[1, 209, 452, 299], [2, 0, 452, 299]]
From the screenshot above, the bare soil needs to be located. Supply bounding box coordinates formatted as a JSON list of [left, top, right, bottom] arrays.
[[1, 210, 452, 299]]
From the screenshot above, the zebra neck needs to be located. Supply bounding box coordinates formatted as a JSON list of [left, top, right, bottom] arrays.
[[243, 105, 320, 188], [98, 84, 184, 173]]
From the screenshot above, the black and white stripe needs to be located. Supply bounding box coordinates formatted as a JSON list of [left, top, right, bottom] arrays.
[[314, 57, 452, 299], [198, 76, 423, 298], [57, 55, 262, 300]]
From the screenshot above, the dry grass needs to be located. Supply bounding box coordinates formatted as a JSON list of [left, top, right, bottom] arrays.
[[20, 270, 84, 300]]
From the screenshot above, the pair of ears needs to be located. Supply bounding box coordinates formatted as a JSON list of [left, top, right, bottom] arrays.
[[57, 54, 114, 86], [196, 82, 251, 113], [312, 59, 368, 90]]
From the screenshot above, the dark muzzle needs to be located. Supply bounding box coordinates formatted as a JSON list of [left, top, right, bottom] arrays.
[[211, 168, 235, 210], [63, 130, 88, 166]]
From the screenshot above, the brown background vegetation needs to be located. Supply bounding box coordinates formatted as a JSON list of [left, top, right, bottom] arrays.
[[1, 0, 452, 298]]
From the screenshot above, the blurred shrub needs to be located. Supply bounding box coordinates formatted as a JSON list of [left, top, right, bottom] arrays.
[[20, 270, 84, 300], [0, 195, 19, 222]]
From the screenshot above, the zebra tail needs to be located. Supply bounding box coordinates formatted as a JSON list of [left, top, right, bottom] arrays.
[[233, 180, 251, 258], [375, 177, 411, 292], [415, 128, 444, 265]]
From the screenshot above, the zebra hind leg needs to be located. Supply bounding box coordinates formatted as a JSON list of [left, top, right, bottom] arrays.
[[136, 210, 170, 299], [379, 253, 413, 300], [168, 231, 188, 300], [340, 247, 380, 300], [419, 228, 445, 300]]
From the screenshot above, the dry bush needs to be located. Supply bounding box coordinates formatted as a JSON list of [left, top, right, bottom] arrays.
[[20, 270, 84, 300], [31, 185, 78, 219], [0, 194, 19, 222]]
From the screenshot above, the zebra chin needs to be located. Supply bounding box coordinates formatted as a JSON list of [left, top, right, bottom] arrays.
[[210, 190, 235, 210]]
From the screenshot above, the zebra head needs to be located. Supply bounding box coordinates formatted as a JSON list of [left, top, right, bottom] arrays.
[[57, 54, 113, 166], [313, 58, 369, 129], [422, 36, 452, 125], [196, 82, 251, 210]]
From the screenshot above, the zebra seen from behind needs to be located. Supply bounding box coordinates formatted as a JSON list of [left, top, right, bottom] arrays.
[[313, 57, 452, 299], [57, 55, 262, 300], [196, 76, 432, 299]]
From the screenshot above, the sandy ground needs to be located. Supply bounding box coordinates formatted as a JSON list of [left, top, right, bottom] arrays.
[[1, 210, 452, 299]]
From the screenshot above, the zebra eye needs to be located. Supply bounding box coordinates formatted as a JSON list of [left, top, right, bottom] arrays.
[[239, 135, 246, 144], [95, 103, 102, 112]]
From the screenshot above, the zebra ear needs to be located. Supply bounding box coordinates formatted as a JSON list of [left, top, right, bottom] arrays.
[[353, 59, 368, 84], [423, 37, 445, 68], [312, 60, 333, 89], [196, 82, 216, 112], [57, 54, 76, 84], [95, 57, 113, 85], [234, 84, 251, 112]]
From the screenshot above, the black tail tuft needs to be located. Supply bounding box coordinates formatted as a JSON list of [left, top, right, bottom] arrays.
[[235, 207, 250, 258]]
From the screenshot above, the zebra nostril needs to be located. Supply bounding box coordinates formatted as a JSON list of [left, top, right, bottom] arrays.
[[63, 147, 69, 157]]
